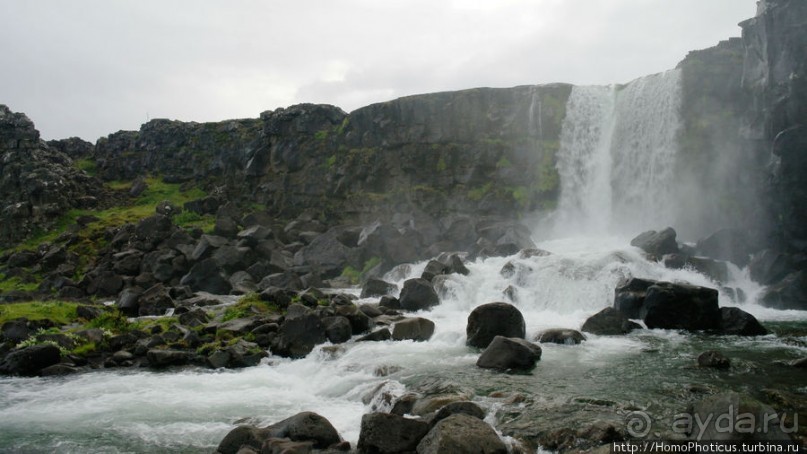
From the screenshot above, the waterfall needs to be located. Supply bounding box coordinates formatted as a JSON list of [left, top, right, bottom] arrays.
[[554, 69, 683, 235]]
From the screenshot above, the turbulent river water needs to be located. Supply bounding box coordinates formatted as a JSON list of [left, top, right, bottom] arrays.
[[1, 236, 806, 453]]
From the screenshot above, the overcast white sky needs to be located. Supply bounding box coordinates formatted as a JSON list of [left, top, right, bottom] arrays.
[[1, 0, 757, 141]]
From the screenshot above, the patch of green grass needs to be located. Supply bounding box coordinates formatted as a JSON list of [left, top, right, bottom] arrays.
[[314, 129, 329, 141], [222, 293, 280, 321], [86, 310, 132, 334], [336, 118, 349, 135], [436, 156, 447, 172], [72, 341, 97, 356], [130, 316, 179, 333], [325, 155, 337, 169], [468, 182, 493, 201], [0, 301, 79, 325], [75, 158, 97, 176], [0, 275, 40, 293], [341, 257, 382, 285]]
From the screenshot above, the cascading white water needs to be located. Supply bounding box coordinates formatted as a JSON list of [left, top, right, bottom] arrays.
[[554, 69, 683, 236]]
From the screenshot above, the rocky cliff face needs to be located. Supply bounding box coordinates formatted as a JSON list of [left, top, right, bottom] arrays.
[[92, 85, 571, 224], [741, 0, 807, 252], [0, 105, 99, 248]]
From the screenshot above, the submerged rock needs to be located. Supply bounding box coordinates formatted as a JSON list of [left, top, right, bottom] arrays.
[[392, 317, 435, 342], [535, 328, 586, 345], [581, 307, 641, 335], [476, 335, 541, 372], [697, 350, 731, 369]]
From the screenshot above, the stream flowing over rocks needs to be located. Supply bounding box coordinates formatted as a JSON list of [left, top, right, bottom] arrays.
[[1, 0, 807, 452]]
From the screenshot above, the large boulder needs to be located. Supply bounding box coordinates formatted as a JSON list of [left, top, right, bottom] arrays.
[[399, 278, 440, 311], [417, 413, 507, 454], [613, 277, 657, 319], [357, 412, 430, 454], [640, 282, 720, 331], [466, 302, 525, 348], [179, 258, 232, 294], [216, 411, 341, 454], [137, 283, 175, 316], [0, 344, 61, 376], [719, 307, 768, 336], [272, 309, 326, 358], [360, 278, 398, 298], [630, 227, 679, 257], [392, 317, 435, 342], [322, 316, 352, 344], [759, 270, 807, 310], [581, 307, 642, 335], [476, 336, 541, 372]]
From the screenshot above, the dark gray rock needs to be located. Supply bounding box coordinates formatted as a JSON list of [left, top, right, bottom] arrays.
[[1, 319, 31, 343], [640, 282, 720, 331], [0, 344, 61, 376], [749, 249, 793, 286], [581, 307, 642, 335], [630, 227, 679, 257], [360, 278, 398, 298], [392, 317, 435, 342], [476, 336, 541, 372], [420, 260, 449, 282], [688, 392, 794, 442], [759, 270, 807, 310], [466, 302, 525, 348], [417, 413, 507, 454], [697, 350, 731, 369], [137, 283, 175, 317], [719, 307, 768, 336], [216, 411, 341, 453], [357, 412, 430, 454], [695, 228, 755, 268], [535, 328, 586, 345], [357, 328, 392, 342], [146, 349, 191, 368], [399, 278, 440, 311], [179, 258, 232, 294], [613, 277, 657, 319], [323, 316, 352, 344], [273, 311, 326, 358], [431, 401, 485, 425]]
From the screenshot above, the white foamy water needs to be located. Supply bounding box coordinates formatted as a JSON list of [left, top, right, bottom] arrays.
[[554, 70, 682, 236]]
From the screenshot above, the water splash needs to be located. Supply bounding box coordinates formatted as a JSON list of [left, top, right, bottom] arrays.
[[554, 70, 682, 236]]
